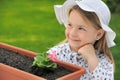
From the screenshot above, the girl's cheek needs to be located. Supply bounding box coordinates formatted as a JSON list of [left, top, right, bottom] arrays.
[[65, 28, 69, 35], [65, 28, 70, 37]]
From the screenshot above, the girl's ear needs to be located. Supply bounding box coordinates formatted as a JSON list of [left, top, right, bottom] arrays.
[[96, 29, 105, 40]]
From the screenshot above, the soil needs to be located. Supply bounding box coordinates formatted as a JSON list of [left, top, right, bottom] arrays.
[[0, 48, 73, 80]]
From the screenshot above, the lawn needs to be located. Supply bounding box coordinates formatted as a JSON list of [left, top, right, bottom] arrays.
[[0, 0, 120, 79]]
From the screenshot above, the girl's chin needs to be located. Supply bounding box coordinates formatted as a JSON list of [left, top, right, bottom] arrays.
[[69, 41, 81, 46], [69, 43, 81, 51]]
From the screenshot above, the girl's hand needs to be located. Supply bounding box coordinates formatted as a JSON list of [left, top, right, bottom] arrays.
[[78, 44, 96, 61], [78, 44, 98, 72]]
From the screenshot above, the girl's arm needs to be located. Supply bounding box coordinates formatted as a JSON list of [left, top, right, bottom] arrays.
[[78, 44, 98, 72]]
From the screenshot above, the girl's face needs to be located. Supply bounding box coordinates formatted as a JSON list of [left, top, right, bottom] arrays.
[[65, 10, 104, 51]]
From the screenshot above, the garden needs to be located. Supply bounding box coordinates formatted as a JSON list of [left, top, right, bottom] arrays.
[[0, 0, 120, 80]]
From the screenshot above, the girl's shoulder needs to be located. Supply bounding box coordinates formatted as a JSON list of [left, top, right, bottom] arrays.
[[96, 51, 105, 59], [55, 43, 69, 48], [96, 50, 112, 64], [53, 43, 69, 49], [47, 43, 70, 54]]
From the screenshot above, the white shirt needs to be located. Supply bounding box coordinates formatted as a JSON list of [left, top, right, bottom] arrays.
[[47, 43, 114, 80]]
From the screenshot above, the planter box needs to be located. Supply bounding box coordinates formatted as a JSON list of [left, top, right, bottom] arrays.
[[0, 42, 86, 80]]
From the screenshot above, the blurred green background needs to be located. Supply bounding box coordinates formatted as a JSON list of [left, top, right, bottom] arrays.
[[0, 0, 120, 79]]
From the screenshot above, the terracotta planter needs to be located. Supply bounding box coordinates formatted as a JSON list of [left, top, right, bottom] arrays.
[[0, 42, 86, 80]]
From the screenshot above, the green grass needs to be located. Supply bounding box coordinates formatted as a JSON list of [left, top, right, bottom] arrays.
[[0, 0, 65, 52], [110, 13, 120, 80], [0, 0, 120, 79]]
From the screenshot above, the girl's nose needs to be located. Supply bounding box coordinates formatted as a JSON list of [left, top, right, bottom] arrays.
[[70, 28, 78, 37]]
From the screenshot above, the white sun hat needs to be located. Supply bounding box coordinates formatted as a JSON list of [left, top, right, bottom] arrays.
[[54, 0, 116, 47]]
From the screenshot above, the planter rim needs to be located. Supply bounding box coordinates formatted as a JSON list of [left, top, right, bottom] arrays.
[[0, 42, 37, 57]]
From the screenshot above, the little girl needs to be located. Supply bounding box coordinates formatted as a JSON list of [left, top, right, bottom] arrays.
[[47, 0, 116, 80]]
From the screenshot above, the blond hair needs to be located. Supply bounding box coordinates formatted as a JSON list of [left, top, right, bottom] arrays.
[[60, 5, 114, 64]]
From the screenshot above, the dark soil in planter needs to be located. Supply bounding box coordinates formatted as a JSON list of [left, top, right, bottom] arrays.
[[0, 48, 73, 80]]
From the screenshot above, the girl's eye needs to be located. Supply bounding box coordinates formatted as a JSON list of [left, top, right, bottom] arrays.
[[68, 23, 71, 26], [78, 27, 85, 31], [67, 23, 72, 28]]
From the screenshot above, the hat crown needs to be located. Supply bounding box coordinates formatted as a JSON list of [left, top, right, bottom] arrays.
[[76, 0, 111, 26]]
